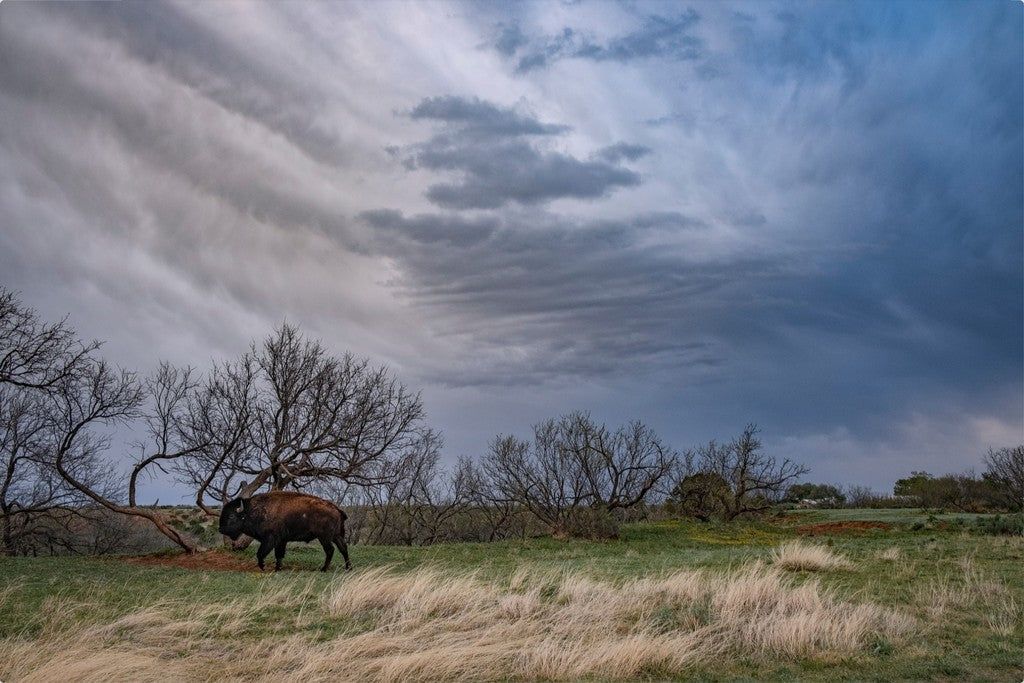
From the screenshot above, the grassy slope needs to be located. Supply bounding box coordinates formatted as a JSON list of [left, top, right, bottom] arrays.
[[0, 511, 1020, 681]]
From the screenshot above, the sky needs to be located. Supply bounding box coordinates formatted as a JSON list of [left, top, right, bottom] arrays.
[[1, 0, 1021, 503]]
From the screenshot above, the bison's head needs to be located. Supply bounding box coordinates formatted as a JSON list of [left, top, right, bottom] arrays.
[[218, 498, 249, 540]]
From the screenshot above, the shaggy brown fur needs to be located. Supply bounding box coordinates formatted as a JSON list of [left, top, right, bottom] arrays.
[[219, 491, 352, 572]]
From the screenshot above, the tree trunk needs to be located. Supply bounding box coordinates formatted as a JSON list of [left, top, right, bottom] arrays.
[[1, 512, 12, 556], [226, 533, 254, 550], [128, 507, 205, 554]]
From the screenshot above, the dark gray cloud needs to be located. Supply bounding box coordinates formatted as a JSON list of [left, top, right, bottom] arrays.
[[359, 209, 497, 248], [409, 96, 570, 137], [597, 143, 652, 163], [402, 96, 644, 209], [364, 0, 1023, 443], [358, 207, 802, 388], [492, 10, 704, 73], [493, 22, 529, 58], [419, 141, 642, 209]]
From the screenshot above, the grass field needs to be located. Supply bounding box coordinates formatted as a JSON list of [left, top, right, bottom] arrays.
[[0, 510, 1020, 681]]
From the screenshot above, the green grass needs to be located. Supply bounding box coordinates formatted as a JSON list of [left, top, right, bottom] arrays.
[[783, 507, 995, 525], [0, 511, 1021, 681]]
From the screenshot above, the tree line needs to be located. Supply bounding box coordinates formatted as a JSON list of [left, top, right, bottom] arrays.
[[2, 287, 1021, 556]]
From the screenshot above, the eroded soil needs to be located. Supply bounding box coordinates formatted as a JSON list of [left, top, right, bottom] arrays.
[[795, 521, 893, 535], [122, 550, 258, 572]]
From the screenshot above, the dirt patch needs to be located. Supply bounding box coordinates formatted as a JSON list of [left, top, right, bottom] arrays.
[[796, 521, 893, 535], [122, 550, 259, 572]]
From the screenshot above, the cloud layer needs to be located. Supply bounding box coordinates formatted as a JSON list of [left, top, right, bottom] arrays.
[[401, 96, 644, 209], [0, 0, 1020, 498]]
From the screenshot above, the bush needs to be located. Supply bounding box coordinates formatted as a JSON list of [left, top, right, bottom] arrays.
[[667, 472, 730, 521], [983, 446, 1024, 511], [971, 514, 1024, 536], [560, 507, 619, 540]]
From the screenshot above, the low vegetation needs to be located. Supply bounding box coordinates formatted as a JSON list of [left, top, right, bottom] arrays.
[[0, 564, 913, 682], [770, 541, 851, 572], [1, 511, 1020, 681]]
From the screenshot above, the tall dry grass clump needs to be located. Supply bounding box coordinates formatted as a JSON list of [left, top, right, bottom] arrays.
[[0, 563, 912, 682], [771, 541, 852, 572], [875, 546, 902, 561]]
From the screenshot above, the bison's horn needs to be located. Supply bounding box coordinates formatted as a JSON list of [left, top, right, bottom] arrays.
[[230, 480, 251, 501]]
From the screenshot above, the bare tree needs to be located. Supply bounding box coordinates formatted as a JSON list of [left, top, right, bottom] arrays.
[[1, 291, 433, 555], [47, 358, 207, 552], [0, 387, 111, 555], [128, 363, 209, 507], [1, 389, 47, 554], [168, 356, 257, 518], [685, 425, 808, 520], [0, 289, 99, 391], [0, 290, 128, 555], [362, 437, 423, 545], [479, 413, 676, 538], [481, 429, 589, 538], [983, 445, 1024, 511], [0, 288, 210, 554], [564, 413, 676, 512], [361, 429, 466, 545], [843, 484, 881, 508], [458, 455, 524, 541], [402, 433, 470, 545], [176, 324, 426, 516]]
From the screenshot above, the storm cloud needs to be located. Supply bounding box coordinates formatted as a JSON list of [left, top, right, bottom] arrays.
[[401, 96, 644, 209], [494, 9, 704, 73], [0, 0, 1020, 500]]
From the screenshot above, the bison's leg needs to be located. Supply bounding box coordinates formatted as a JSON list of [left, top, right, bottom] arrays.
[[274, 541, 288, 571], [318, 538, 334, 572], [335, 536, 352, 571], [256, 540, 273, 571]]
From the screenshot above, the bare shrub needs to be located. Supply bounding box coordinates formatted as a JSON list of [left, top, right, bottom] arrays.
[[672, 425, 808, 521], [359, 430, 471, 546], [983, 445, 1024, 510], [480, 412, 676, 538]]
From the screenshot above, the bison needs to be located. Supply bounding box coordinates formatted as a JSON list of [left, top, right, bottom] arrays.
[[219, 490, 352, 572]]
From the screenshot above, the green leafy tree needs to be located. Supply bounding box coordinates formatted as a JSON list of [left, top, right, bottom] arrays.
[[893, 471, 997, 511], [668, 472, 730, 521], [893, 471, 933, 499]]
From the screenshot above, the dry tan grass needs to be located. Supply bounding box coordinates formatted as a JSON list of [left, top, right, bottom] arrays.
[[917, 555, 1018, 635], [770, 541, 852, 572], [985, 595, 1021, 637], [876, 547, 902, 561], [0, 564, 913, 682]]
